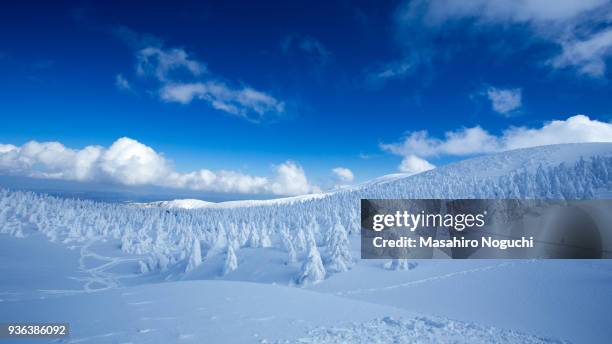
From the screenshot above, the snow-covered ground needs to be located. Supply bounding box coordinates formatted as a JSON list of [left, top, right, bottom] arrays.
[[2, 143, 612, 343]]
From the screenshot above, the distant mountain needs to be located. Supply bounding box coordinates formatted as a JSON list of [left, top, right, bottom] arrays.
[[131, 199, 216, 209]]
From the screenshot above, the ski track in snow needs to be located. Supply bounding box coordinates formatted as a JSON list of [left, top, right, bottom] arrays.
[[40, 238, 141, 295], [335, 261, 524, 296]]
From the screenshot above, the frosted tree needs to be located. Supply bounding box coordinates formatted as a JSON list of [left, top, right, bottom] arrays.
[[326, 222, 352, 273], [324, 215, 343, 246], [308, 216, 321, 244], [156, 252, 170, 271], [382, 225, 414, 271], [238, 221, 250, 246], [260, 228, 272, 248], [297, 233, 326, 285], [227, 222, 238, 245], [1, 151, 611, 279], [120, 233, 132, 252], [280, 227, 297, 264], [185, 237, 202, 272], [295, 228, 307, 253], [384, 259, 416, 271], [247, 226, 261, 248], [347, 207, 360, 235], [139, 260, 150, 274], [223, 243, 238, 275], [215, 222, 228, 249]]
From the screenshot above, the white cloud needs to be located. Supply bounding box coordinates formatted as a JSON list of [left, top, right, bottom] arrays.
[[281, 35, 333, 65], [397, 0, 612, 78], [117, 28, 285, 121], [136, 46, 206, 81], [502, 114, 612, 149], [159, 83, 205, 104], [0, 144, 17, 154], [166, 169, 270, 195], [0, 137, 317, 196], [0, 141, 103, 181], [398, 155, 435, 175], [382, 114, 612, 171], [332, 167, 354, 182], [409, 0, 606, 25], [98, 138, 171, 185], [486, 87, 522, 115], [115, 74, 132, 92], [366, 57, 415, 85], [376, 61, 413, 80], [381, 126, 499, 158], [550, 28, 612, 77], [159, 82, 285, 119], [269, 161, 320, 195]]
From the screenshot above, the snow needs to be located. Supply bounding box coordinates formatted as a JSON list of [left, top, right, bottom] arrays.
[[131, 193, 330, 209], [223, 244, 238, 275], [2, 276, 567, 344], [2, 143, 612, 343], [325, 222, 352, 273], [299, 316, 566, 344], [297, 238, 326, 286], [185, 237, 202, 272], [132, 198, 216, 209]]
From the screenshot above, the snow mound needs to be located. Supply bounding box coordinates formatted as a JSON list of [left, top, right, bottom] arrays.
[[132, 199, 215, 209], [132, 192, 329, 209], [299, 316, 566, 344]]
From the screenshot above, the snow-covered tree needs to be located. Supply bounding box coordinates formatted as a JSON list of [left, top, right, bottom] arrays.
[[185, 237, 202, 272], [260, 228, 272, 248], [214, 222, 228, 249], [297, 238, 326, 285], [308, 216, 321, 244], [1, 150, 611, 281], [247, 226, 261, 248], [238, 221, 250, 246], [156, 252, 170, 271], [384, 259, 416, 271], [139, 260, 150, 274], [280, 227, 297, 264], [347, 207, 360, 235], [326, 222, 352, 273], [223, 244, 238, 275], [295, 228, 307, 253]]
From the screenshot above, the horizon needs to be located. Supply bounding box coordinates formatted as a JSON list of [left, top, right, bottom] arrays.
[[4, 140, 611, 204]]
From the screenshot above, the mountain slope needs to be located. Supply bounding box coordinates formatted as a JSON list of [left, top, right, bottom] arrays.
[[134, 143, 612, 209], [2, 143, 612, 343]]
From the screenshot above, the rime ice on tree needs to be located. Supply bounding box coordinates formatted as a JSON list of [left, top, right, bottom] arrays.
[[223, 244, 238, 275], [185, 237, 202, 272], [326, 222, 352, 273], [298, 231, 326, 285]]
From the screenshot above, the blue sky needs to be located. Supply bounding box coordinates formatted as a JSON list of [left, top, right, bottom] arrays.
[[1, 1, 612, 199]]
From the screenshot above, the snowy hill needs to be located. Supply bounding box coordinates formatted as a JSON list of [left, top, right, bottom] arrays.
[[2, 143, 612, 343], [131, 192, 330, 209], [131, 198, 217, 209], [133, 143, 612, 210]]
